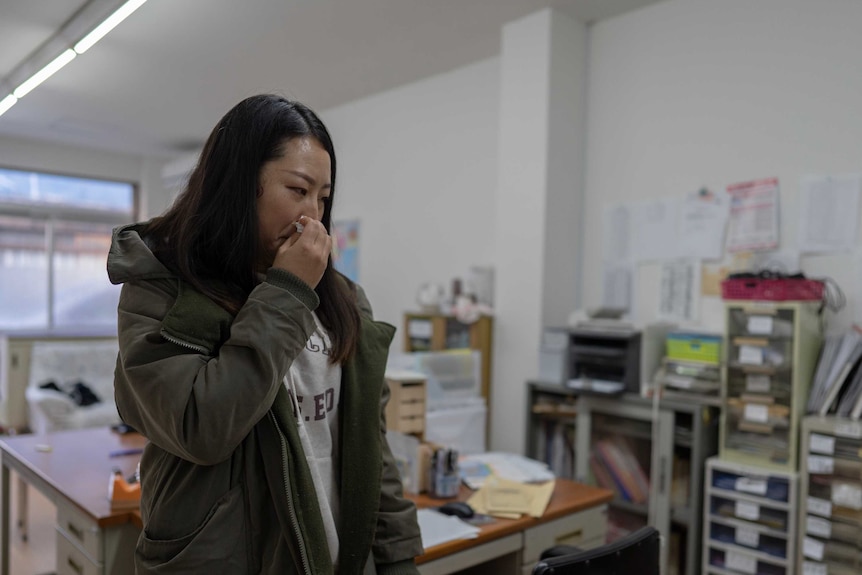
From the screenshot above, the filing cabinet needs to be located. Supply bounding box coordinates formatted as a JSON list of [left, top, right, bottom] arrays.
[[798, 416, 862, 575], [702, 457, 798, 575], [720, 301, 822, 471]]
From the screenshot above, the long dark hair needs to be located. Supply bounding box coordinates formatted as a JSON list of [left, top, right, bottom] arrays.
[[146, 94, 360, 363]]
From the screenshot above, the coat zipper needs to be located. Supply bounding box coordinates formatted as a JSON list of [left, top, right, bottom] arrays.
[[268, 411, 311, 575], [159, 329, 210, 354]]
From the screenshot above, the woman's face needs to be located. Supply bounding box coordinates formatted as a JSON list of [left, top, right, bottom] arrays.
[[256, 136, 331, 268]]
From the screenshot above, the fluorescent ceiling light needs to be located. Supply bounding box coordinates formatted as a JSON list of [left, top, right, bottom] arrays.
[[13, 49, 77, 99], [74, 0, 148, 54], [0, 94, 18, 117]]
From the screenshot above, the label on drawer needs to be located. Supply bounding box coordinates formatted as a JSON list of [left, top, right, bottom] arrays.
[[726, 550, 757, 574], [747, 316, 773, 335], [803, 537, 825, 561], [831, 483, 862, 510], [809, 434, 835, 455], [735, 525, 760, 548], [744, 404, 769, 423], [808, 455, 835, 475], [835, 420, 862, 439], [734, 477, 768, 496], [802, 561, 828, 575], [739, 345, 764, 365], [807, 496, 832, 517], [805, 515, 832, 538], [735, 500, 760, 521], [745, 374, 771, 393]]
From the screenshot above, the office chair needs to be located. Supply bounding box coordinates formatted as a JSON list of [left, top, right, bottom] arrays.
[[532, 526, 660, 575]]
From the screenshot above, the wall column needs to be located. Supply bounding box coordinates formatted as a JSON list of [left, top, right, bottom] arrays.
[[491, 8, 587, 453]]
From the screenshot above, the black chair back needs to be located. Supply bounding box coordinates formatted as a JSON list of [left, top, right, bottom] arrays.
[[532, 526, 660, 575]]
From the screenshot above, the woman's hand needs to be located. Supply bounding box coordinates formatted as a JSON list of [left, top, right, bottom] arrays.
[[272, 216, 331, 288]]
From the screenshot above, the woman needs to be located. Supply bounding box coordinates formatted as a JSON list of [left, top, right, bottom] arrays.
[[108, 94, 423, 574]]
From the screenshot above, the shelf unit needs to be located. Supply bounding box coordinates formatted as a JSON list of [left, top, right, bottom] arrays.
[[403, 312, 493, 405], [525, 386, 719, 575], [798, 416, 862, 575], [720, 301, 822, 471], [702, 457, 798, 575], [525, 382, 578, 480]]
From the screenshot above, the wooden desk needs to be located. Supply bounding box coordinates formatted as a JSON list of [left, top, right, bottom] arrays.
[[0, 427, 145, 575], [409, 480, 613, 575]]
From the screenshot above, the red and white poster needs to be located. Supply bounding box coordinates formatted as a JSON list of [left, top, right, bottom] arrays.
[[726, 178, 779, 252]]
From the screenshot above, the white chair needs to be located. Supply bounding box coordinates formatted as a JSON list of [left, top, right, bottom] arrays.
[[25, 340, 121, 435]]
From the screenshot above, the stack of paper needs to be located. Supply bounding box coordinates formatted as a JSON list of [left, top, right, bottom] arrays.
[[467, 476, 555, 519], [459, 452, 555, 489], [416, 509, 480, 549], [808, 327, 862, 417]]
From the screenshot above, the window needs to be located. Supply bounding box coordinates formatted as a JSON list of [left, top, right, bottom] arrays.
[[0, 167, 135, 331]]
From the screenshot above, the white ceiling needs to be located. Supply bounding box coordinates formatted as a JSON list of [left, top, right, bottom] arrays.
[[0, 0, 662, 158]]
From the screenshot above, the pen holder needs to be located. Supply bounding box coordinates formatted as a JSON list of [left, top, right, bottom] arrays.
[[428, 447, 460, 498]]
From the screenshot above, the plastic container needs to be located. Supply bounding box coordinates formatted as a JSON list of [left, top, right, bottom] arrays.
[[721, 278, 824, 301]]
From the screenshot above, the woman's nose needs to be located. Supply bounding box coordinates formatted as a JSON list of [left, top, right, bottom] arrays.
[[304, 198, 320, 221]]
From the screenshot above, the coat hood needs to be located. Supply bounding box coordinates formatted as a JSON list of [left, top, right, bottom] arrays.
[[107, 221, 175, 285]]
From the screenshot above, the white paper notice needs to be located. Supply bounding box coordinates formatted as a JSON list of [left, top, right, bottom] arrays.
[[803, 561, 828, 575], [744, 404, 769, 423], [807, 455, 835, 475], [632, 198, 681, 262], [735, 500, 760, 521], [806, 515, 832, 538], [798, 174, 861, 254], [602, 263, 634, 313], [726, 178, 780, 252], [735, 526, 760, 548], [739, 345, 764, 365], [678, 188, 730, 260], [745, 374, 771, 393], [726, 551, 757, 574], [803, 537, 825, 561], [835, 420, 862, 439], [735, 477, 768, 496], [809, 434, 836, 455], [832, 483, 862, 510], [747, 316, 773, 335], [807, 496, 832, 517], [658, 259, 701, 322]]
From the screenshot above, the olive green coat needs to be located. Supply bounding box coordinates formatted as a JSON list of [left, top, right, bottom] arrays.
[[108, 223, 422, 575]]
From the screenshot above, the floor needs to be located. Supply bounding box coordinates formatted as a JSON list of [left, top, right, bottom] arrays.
[[8, 471, 55, 575]]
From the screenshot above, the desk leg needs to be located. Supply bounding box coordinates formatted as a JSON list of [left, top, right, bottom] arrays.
[[1, 455, 10, 575], [16, 475, 26, 542]]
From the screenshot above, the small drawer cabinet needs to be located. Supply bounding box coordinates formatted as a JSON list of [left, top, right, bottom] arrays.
[[384, 374, 427, 438], [798, 416, 862, 575], [720, 301, 822, 471], [702, 457, 798, 575]]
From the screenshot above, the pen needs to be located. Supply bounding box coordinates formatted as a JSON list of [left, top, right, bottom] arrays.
[[109, 447, 144, 458]]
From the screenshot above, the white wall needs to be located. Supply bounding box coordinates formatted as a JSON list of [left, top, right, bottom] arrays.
[[321, 58, 500, 330], [583, 0, 862, 333]]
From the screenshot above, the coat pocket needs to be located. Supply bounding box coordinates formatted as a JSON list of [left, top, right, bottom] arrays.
[[137, 484, 247, 573]]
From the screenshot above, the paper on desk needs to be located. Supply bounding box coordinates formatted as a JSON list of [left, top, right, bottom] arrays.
[[467, 477, 555, 519], [460, 452, 555, 487], [416, 509, 481, 549]]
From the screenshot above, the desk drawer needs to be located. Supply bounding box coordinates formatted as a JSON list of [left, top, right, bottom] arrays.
[[57, 501, 102, 562], [57, 529, 102, 575], [522, 504, 608, 564]]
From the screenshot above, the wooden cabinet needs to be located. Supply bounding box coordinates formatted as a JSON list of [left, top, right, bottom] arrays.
[[402, 313, 493, 406]]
